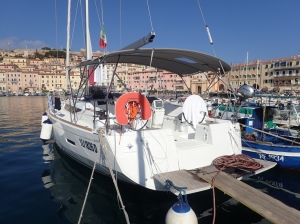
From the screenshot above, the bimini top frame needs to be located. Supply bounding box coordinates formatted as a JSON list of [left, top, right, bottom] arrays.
[[74, 48, 231, 76]]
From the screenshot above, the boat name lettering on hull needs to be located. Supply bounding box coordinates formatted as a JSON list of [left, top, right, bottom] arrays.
[[79, 139, 98, 153], [258, 153, 284, 162]]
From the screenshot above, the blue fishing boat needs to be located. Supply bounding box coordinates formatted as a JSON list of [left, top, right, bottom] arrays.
[[239, 107, 300, 169], [213, 101, 300, 169]]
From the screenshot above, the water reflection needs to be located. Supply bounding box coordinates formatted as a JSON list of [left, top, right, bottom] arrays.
[[41, 143, 184, 224], [0, 96, 48, 151], [245, 168, 300, 211], [40, 143, 271, 224]]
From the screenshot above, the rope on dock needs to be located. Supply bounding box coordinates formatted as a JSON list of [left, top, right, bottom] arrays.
[[213, 154, 262, 171], [98, 129, 130, 224], [210, 154, 262, 224]]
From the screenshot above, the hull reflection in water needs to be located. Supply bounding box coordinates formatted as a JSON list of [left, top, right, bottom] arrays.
[[245, 167, 300, 211], [41, 143, 270, 224]]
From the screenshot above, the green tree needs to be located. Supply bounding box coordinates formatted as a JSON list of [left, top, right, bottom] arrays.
[[45, 50, 66, 58]]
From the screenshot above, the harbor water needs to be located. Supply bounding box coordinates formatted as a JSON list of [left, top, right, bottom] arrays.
[[1, 96, 300, 224]]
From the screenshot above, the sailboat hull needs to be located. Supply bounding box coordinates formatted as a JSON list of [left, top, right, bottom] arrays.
[[48, 112, 135, 183], [48, 111, 177, 191]]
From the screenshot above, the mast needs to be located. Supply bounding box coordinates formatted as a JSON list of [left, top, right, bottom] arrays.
[[85, 0, 92, 60], [65, 0, 71, 91], [85, 0, 92, 96]]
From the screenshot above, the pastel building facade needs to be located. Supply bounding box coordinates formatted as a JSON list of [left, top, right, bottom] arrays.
[[229, 55, 300, 93]]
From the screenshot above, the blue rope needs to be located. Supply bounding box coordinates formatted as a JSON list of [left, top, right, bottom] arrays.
[[165, 179, 188, 203]]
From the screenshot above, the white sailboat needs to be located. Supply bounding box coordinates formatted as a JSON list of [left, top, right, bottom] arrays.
[[42, 0, 276, 194]]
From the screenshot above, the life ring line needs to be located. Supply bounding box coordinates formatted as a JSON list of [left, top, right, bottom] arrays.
[[115, 92, 152, 125]]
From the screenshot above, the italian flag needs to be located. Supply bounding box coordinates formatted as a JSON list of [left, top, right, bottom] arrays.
[[99, 25, 107, 49]]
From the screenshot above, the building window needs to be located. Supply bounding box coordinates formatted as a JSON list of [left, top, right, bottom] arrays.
[[289, 70, 292, 75], [282, 71, 286, 75], [265, 72, 268, 76], [265, 64, 268, 68]]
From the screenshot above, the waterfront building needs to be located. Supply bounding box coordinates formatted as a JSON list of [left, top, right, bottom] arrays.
[[0, 70, 6, 92], [229, 55, 300, 93], [110, 63, 190, 93], [229, 60, 261, 92], [2, 57, 28, 68], [2, 47, 300, 95]]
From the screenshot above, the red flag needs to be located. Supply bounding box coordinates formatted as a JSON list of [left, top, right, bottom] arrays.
[[99, 25, 107, 49]]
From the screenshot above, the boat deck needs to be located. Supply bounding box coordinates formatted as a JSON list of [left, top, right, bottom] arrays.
[[153, 159, 276, 195]]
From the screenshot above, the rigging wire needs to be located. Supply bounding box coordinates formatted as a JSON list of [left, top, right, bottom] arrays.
[[93, 0, 102, 25], [196, 0, 237, 100], [196, 0, 215, 57], [120, 0, 122, 49], [70, 0, 81, 49], [146, 0, 154, 31], [54, 0, 58, 58], [79, 0, 86, 51]]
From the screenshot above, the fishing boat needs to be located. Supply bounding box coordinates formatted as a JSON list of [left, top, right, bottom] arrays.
[[229, 104, 300, 169], [42, 0, 276, 195], [209, 87, 300, 169]]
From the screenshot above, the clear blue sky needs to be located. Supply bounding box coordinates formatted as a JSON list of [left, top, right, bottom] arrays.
[[1, 0, 300, 64]]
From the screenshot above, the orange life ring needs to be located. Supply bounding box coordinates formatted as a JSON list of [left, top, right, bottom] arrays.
[[115, 92, 152, 125]]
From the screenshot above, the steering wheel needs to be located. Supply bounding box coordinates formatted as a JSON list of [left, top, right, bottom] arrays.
[[182, 111, 206, 126]]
